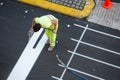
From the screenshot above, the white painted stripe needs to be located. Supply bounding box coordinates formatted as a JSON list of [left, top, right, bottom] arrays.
[[71, 38, 120, 56], [52, 76, 62, 80], [59, 24, 88, 80], [7, 28, 48, 80], [74, 23, 120, 39], [68, 50, 120, 69], [58, 64, 105, 80], [81, 41, 120, 56]]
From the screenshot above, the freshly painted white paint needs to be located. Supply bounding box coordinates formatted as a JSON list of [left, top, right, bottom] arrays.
[[7, 28, 48, 80]]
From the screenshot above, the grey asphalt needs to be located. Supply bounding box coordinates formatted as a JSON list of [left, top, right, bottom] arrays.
[[0, 0, 120, 80]]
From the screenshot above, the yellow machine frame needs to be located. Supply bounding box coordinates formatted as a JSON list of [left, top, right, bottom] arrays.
[[18, 0, 95, 18]]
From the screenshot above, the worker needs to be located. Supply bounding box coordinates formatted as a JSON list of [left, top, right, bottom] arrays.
[[29, 14, 59, 51]]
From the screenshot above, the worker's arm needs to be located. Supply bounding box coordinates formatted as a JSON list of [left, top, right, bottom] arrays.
[[28, 19, 35, 40], [28, 18, 36, 35], [51, 19, 57, 33], [29, 19, 35, 32]]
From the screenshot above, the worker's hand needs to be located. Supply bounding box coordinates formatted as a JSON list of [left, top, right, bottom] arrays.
[[53, 29, 57, 33], [28, 27, 34, 34], [51, 19, 57, 27], [28, 30, 34, 41], [28, 30, 34, 35]]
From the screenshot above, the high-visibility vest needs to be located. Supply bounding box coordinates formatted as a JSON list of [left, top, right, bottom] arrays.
[[34, 14, 58, 29]]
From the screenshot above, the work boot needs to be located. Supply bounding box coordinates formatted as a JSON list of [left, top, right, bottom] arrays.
[[48, 46, 55, 51]]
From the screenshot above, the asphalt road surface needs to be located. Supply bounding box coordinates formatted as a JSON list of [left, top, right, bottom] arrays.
[[0, 0, 120, 80]]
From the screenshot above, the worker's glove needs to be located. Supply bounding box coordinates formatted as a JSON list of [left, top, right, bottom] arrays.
[[53, 29, 57, 33], [28, 30, 34, 41]]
